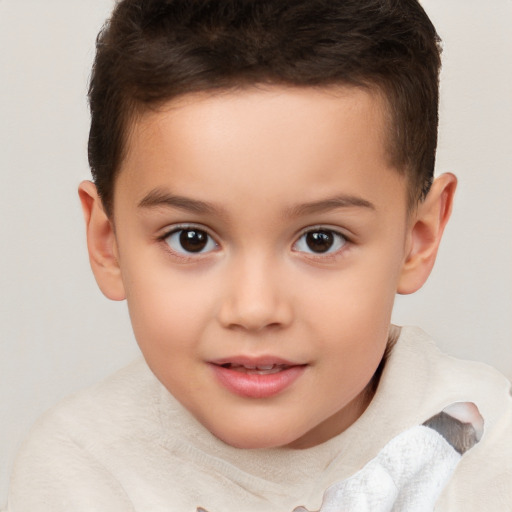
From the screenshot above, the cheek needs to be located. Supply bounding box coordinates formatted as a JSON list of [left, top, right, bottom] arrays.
[[124, 270, 218, 398], [298, 254, 399, 367], [301, 259, 398, 326], [122, 261, 218, 355]]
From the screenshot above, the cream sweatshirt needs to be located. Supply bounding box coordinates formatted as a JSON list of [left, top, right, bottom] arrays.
[[5, 326, 512, 511]]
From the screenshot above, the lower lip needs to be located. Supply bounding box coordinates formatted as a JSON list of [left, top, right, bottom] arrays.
[[210, 364, 306, 399]]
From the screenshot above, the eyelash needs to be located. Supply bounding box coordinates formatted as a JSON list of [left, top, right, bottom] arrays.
[[157, 224, 350, 261], [158, 224, 219, 261], [292, 227, 349, 259]]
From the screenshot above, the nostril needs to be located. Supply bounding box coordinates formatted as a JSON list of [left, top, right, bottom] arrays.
[[217, 300, 292, 332], [216, 268, 294, 331]]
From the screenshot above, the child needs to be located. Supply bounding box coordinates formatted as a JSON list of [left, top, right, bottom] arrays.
[[5, 0, 512, 510]]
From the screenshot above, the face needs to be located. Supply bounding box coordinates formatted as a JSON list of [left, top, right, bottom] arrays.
[[111, 86, 411, 449]]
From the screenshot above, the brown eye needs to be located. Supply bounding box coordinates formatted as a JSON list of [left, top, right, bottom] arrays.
[[305, 231, 334, 253], [180, 229, 208, 252], [294, 229, 347, 254], [165, 228, 217, 254]]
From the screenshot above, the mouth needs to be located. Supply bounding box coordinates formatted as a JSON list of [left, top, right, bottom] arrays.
[[209, 358, 307, 399], [217, 363, 292, 375]]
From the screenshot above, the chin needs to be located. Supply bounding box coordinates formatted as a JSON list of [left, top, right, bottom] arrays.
[[212, 425, 300, 450]]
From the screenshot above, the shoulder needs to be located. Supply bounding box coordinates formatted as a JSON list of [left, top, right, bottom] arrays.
[[391, 326, 512, 510], [374, 325, 511, 449], [393, 326, 511, 412], [7, 358, 159, 511], [29, 357, 160, 442], [361, 325, 511, 444]]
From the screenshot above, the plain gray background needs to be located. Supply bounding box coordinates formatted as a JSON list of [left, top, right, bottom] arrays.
[[1, 0, 511, 505]]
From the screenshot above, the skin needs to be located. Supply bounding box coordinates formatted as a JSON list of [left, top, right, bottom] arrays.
[[79, 86, 456, 449]]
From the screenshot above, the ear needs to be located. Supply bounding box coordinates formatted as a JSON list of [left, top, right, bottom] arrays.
[[78, 181, 126, 301], [397, 173, 457, 295]]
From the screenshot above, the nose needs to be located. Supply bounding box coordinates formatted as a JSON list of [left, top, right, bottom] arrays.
[[217, 254, 293, 332]]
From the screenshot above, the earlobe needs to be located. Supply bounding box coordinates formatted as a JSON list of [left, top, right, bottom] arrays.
[[78, 181, 126, 301], [397, 173, 457, 295]]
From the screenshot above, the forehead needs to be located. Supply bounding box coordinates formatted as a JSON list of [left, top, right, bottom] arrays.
[[115, 86, 406, 218], [125, 85, 389, 153]]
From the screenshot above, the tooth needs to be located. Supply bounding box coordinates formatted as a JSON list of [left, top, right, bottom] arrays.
[[256, 365, 274, 370], [244, 365, 257, 370]]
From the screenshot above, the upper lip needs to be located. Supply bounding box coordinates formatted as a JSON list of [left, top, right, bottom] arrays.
[[209, 356, 304, 368]]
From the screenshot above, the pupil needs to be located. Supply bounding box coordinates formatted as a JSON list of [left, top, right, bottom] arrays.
[[306, 231, 333, 253], [180, 229, 208, 252]]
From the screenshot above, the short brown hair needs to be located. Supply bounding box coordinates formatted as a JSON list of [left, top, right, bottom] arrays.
[[88, 0, 442, 216]]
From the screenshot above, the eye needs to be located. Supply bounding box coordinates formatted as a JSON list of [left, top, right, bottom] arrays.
[[294, 228, 347, 255], [164, 227, 217, 255]]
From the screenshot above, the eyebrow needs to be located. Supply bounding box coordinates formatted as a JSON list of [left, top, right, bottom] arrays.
[[286, 195, 376, 217], [138, 188, 375, 218], [138, 188, 223, 215]]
